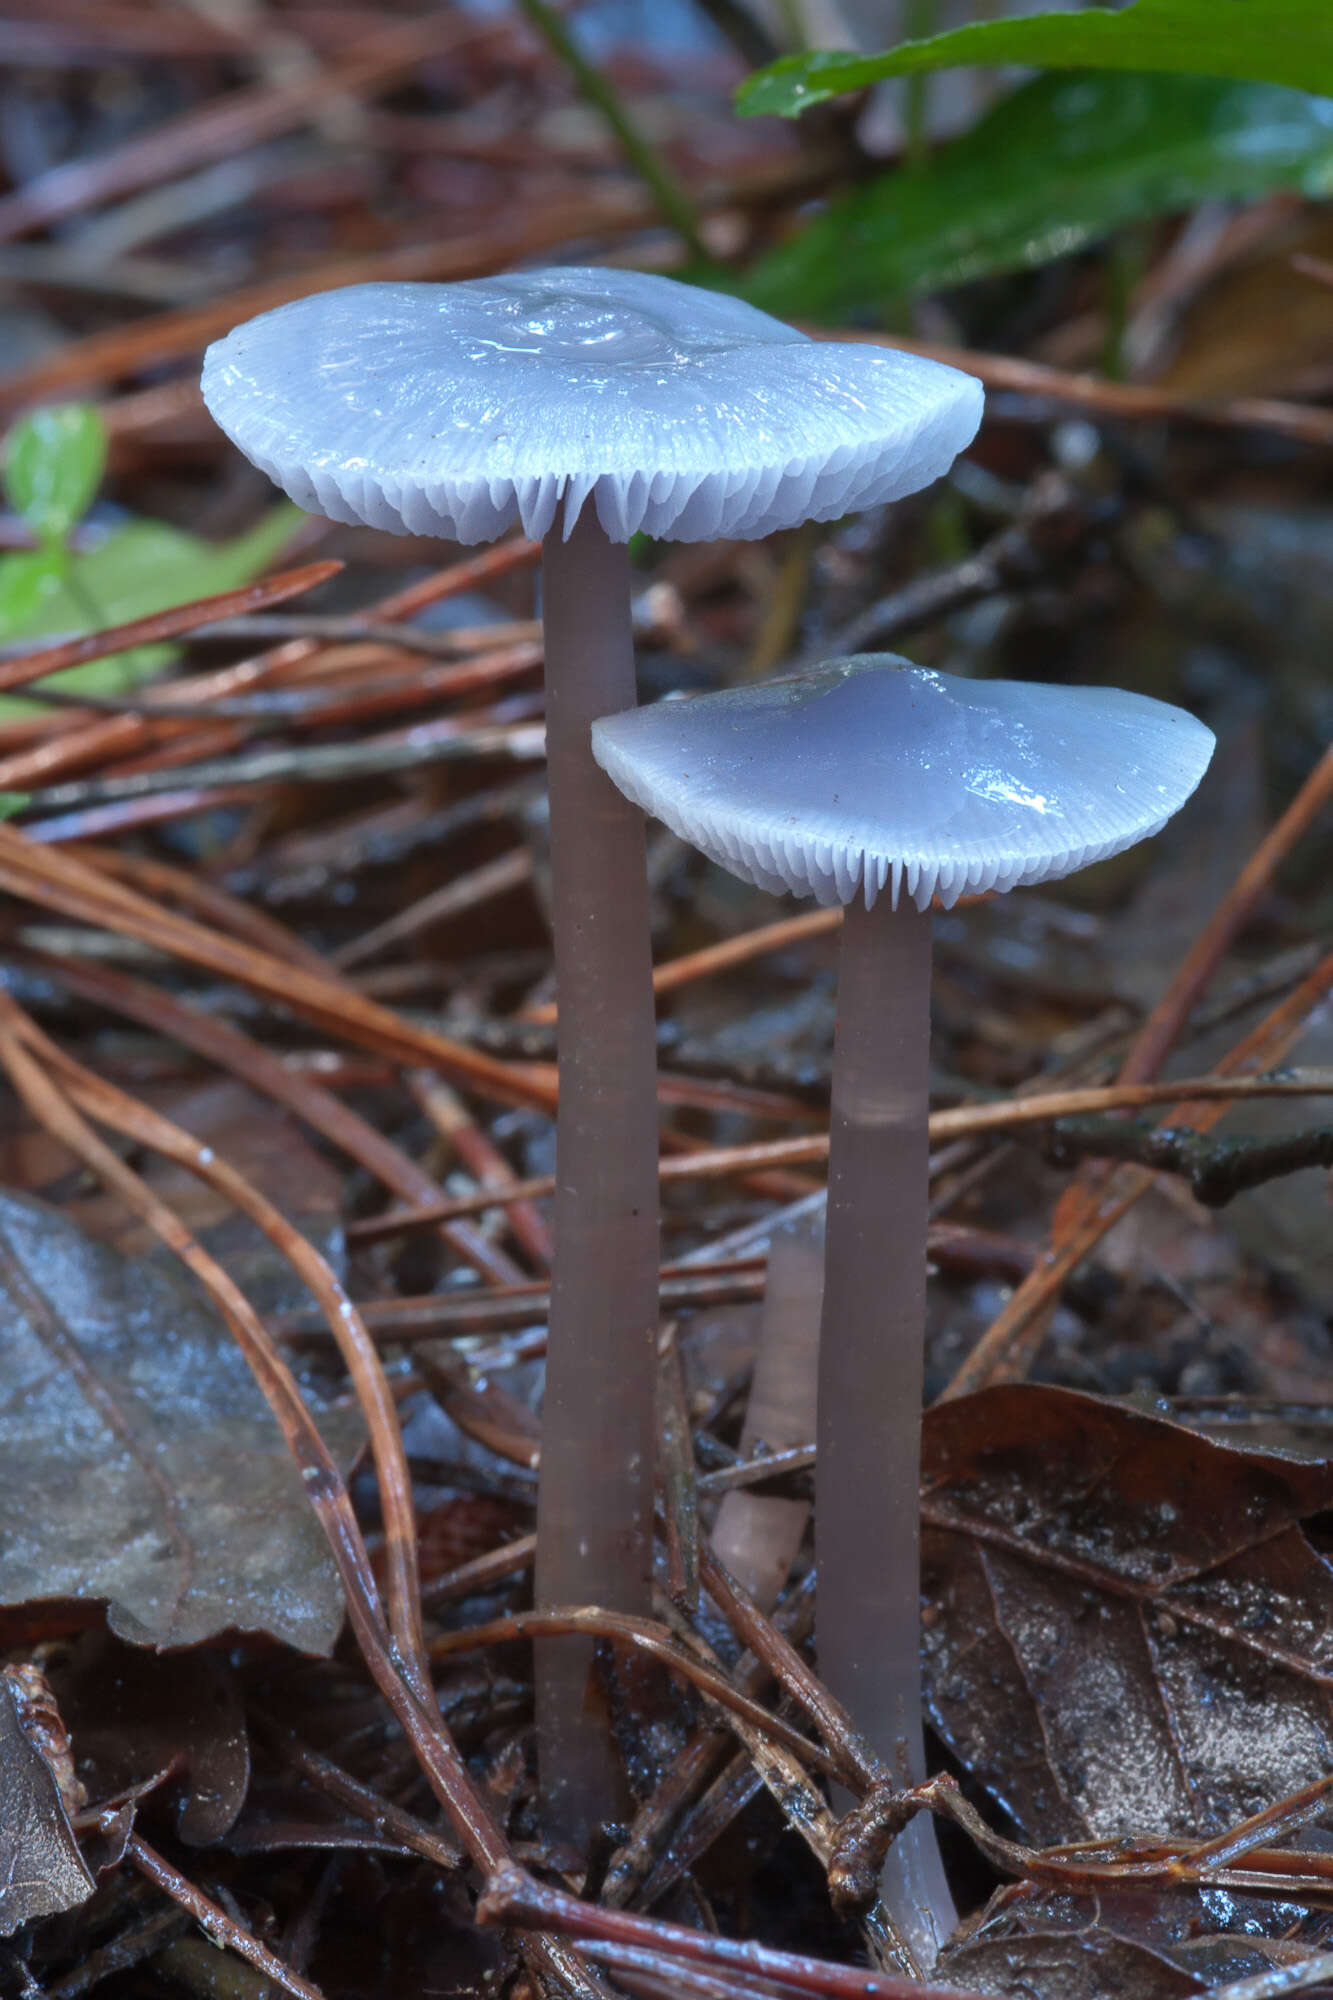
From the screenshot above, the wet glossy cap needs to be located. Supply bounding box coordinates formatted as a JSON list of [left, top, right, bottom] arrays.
[[201, 268, 982, 545], [591, 656, 1214, 910]]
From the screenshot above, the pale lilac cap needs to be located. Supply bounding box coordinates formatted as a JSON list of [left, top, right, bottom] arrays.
[[591, 655, 1215, 910], [202, 267, 983, 545]]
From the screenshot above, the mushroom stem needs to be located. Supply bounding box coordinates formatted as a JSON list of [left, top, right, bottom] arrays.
[[818, 895, 956, 1967], [535, 506, 661, 1839]]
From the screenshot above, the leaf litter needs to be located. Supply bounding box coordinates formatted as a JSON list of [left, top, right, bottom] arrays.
[[922, 1386, 1333, 1849], [0, 1186, 360, 1653], [0, 1668, 94, 1937], [0, 8, 1332, 2000]]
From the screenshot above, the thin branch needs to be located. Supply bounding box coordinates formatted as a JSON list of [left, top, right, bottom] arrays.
[[430, 1606, 844, 1780], [1046, 1119, 1333, 1206], [14, 717, 545, 807], [820, 471, 1102, 659], [345, 1070, 1333, 1245], [0, 823, 550, 1106], [1120, 742, 1333, 1088], [0, 561, 341, 696], [478, 1867, 988, 2000], [123, 1832, 328, 2000], [831, 327, 1333, 451], [943, 947, 1333, 1397]]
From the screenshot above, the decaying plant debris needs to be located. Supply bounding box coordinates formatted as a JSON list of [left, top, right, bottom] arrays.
[[1, 5, 1332, 1999]]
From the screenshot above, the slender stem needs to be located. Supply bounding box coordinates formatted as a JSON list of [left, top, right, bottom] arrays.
[[902, 0, 939, 172], [535, 507, 661, 1840], [712, 1213, 821, 1610], [817, 897, 956, 1969], [515, 0, 706, 262]]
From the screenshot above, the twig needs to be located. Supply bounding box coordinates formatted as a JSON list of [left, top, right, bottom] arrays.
[[14, 642, 542, 721], [405, 1068, 551, 1271], [831, 1768, 1333, 1910], [820, 471, 1102, 659], [421, 1450, 823, 1613], [11, 1014, 433, 1700], [699, 1544, 884, 1792], [645, 1578, 927, 1977], [146, 612, 540, 658], [0, 822, 551, 1107], [344, 1070, 1333, 1244], [0, 195, 663, 413], [333, 849, 534, 969], [0, 13, 502, 240], [477, 1867, 987, 2000], [1120, 743, 1333, 1088], [688, 1537, 935, 1979], [123, 1832, 327, 2000], [522, 906, 842, 1024], [14, 717, 545, 807], [256, 1725, 465, 1872], [943, 731, 1333, 1395], [0, 561, 341, 697], [423, 1532, 538, 1609], [1290, 253, 1333, 289], [17, 946, 523, 1283], [826, 328, 1333, 450], [430, 1607, 844, 1779], [944, 949, 1333, 1397], [1046, 1119, 1333, 1206], [0, 543, 540, 799], [274, 1266, 768, 1342]]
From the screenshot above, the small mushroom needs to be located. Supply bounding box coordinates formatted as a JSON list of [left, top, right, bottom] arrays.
[[593, 654, 1214, 1960], [202, 272, 982, 1833]]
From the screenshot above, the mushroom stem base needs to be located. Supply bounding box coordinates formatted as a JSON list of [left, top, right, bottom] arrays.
[[535, 508, 660, 1842], [818, 895, 956, 1967]]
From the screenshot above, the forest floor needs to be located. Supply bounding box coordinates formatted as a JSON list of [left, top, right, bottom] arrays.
[[1, 7, 1333, 2000]]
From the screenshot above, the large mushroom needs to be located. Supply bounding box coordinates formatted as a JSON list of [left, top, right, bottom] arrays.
[[593, 654, 1215, 1957], [201, 271, 983, 1832]]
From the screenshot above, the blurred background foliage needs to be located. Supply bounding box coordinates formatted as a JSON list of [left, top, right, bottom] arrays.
[[0, 401, 299, 703]]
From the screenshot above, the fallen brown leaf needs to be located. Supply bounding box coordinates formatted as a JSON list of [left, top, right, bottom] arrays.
[[923, 1385, 1333, 1848]]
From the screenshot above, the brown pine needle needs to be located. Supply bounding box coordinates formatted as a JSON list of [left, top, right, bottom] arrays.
[[346, 1068, 1333, 1245], [0, 558, 342, 695]]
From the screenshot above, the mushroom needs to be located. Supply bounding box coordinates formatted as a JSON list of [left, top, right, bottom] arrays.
[[201, 271, 983, 1833], [592, 654, 1214, 1958]]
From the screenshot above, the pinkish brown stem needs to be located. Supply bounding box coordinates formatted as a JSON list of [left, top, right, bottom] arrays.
[[534, 506, 661, 1841], [818, 895, 956, 1968]]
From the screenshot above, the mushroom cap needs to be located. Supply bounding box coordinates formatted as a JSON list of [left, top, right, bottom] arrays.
[[200, 268, 982, 545], [591, 656, 1215, 911]]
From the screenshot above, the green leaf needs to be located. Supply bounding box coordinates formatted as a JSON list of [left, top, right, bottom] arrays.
[[0, 548, 70, 630], [737, 0, 1333, 119], [738, 71, 1333, 321], [0, 503, 303, 711], [3, 405, 107, 546]]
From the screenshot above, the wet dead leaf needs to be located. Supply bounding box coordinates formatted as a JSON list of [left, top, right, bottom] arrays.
[[52, 1632, 249, 1843], [0, 1187, 360, 1654], [939, 1882, 1330, 2000], [922, 1384, 1333, 1846], [5, 1077, 347, 1317], [0, 1671, 94, 1936]]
